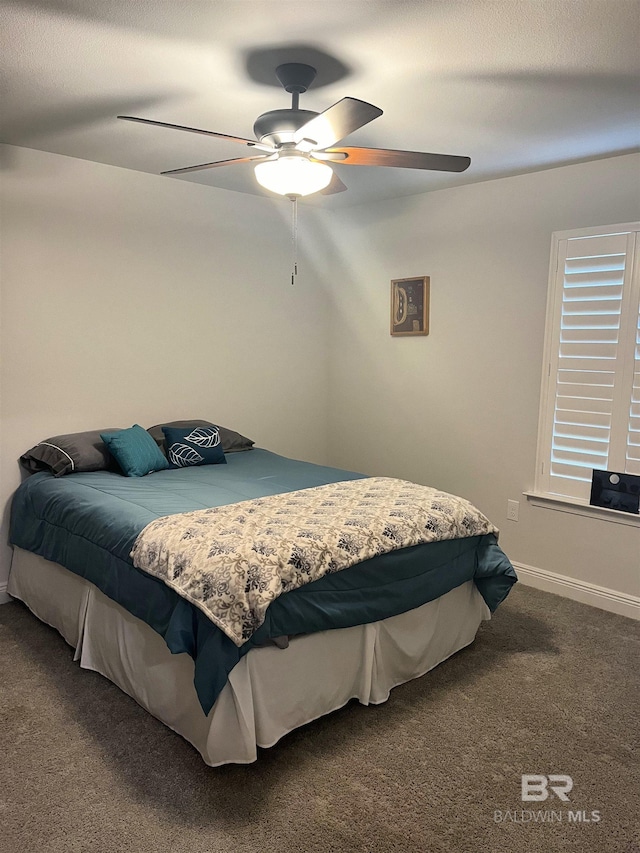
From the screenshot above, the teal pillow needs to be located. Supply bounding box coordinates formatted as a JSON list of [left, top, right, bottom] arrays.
[[162, 425, 227, 468], [101, 424, 169, 477]]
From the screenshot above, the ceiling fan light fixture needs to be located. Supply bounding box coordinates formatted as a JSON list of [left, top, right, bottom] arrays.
[[254, 152, 333, 197]]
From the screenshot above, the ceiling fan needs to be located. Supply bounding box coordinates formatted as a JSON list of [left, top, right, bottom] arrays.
[[118, 63, 471, 199]]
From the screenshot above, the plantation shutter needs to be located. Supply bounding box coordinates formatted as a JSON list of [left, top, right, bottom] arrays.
[[539, 227, 640, 501], [626, 301, 640, 475]]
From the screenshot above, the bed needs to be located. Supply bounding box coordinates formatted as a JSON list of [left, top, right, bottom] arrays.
[[8, 423, 517, 766]]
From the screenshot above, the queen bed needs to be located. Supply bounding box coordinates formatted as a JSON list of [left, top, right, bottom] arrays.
[[8, 421, 516, 766]]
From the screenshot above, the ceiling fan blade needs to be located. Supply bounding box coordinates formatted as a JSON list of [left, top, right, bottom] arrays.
[[324, 146, 471, 172], [161, 154, 273, 176], [117, 116, 275, 153], [320, 172, 348, 195], [294, 98, 383, 150]]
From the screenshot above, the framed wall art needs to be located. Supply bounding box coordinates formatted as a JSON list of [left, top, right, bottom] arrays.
[[390, 276, 430, 336]]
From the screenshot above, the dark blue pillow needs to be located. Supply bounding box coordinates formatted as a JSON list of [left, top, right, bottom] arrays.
[[101, 424, 169, 477], [162, 425, 227, 469]]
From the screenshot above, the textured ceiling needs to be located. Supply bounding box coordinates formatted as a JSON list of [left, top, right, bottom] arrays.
[[2, 0, 639, 208]]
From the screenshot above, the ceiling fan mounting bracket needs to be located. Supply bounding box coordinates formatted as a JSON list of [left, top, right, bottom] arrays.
[[275, 63, 317, 94]]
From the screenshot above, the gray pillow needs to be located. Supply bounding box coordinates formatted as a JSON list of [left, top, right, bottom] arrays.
[[147, 420, 254, 455], [19, 429, 123, 477]]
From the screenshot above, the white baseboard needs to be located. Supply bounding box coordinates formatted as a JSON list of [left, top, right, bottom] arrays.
[[513, 562, 640, 621], [0, 581, 12, 605]]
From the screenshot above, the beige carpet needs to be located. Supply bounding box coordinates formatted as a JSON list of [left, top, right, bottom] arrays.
[[1, 583, 638, 853]]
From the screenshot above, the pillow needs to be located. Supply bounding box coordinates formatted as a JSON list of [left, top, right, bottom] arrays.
[[162, 425, 227, 468], [19, 429, 124, 477], [101, 424, 169, 477], [147, 420, 254, 455]]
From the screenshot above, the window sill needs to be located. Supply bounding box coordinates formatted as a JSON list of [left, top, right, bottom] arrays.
[[524, 491, 640, 528]]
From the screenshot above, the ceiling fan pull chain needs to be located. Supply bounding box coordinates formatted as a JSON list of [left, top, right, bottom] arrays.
[[290, 196, 298, 285]]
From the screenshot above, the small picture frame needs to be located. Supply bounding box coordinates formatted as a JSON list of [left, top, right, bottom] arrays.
[[589, 469, 640, 514], [391, 276, 430, 336]]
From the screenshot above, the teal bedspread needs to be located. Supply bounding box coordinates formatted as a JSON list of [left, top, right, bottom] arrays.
[[10, 449, 517, 714]]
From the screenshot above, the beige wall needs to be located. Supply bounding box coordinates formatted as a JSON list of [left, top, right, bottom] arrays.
[[317, 154, 640, 603], [0, 145, 330, 587]]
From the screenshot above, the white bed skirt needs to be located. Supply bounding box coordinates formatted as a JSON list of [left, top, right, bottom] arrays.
[[8, 547, 490, 766]]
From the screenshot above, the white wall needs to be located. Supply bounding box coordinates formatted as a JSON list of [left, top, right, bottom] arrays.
[[317, 154, 640, 610], [0, 145, 330, 590]]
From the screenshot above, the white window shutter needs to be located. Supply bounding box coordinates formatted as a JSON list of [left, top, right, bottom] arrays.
[[626, 299, 640, 475], [537, 226, 640, 502]]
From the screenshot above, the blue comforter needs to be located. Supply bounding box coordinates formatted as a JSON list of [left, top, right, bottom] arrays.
[[10, 449, 517, 713]]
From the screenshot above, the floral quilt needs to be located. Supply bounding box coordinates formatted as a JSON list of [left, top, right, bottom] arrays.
[[130, 477, 498, 646]]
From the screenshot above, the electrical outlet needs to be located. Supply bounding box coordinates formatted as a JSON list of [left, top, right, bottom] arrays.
[[507, 499, 519, 522]]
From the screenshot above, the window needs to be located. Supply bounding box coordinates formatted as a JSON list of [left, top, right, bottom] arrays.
[[534, 223, 640, 504]]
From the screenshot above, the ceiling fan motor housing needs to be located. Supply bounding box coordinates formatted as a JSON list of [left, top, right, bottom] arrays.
[[254, 63, 321, 146], [253, 109, 319, 146]]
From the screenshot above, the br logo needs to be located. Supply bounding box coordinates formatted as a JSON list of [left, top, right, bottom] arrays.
[[521, 774, 573, 802]]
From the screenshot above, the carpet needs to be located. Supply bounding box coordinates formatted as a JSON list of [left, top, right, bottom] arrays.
[[0, 584, 638, 853]]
